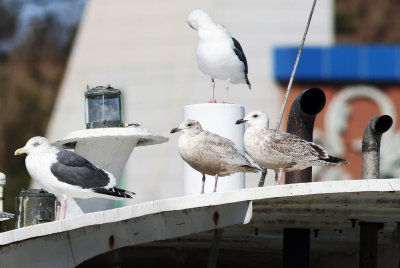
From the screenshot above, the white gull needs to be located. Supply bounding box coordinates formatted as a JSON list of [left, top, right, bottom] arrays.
[[187, 9, 251, 103], [15, 136, 135, 219]]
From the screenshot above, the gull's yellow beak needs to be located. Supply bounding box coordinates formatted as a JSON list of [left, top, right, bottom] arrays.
[[15, 148, 27, 156]]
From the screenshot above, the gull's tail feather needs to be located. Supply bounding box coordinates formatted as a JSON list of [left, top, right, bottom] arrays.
[[245, 76, 251, 89], [0, 212, 14, 219], [319, 155, 349, 166], [240, 165, 260, 173], [94, 187, 135, 199]]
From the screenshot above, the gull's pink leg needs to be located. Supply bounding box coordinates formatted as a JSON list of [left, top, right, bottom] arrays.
[[56, 201, 61, 220], [275, 169, 283, 185], [62, 199, 68, 219], [274, 170, 278, 181], [201, 174, 206, 194], [223, 81, 230, 103], [208, 78, 217, 103], [213, 174, 219, 192]]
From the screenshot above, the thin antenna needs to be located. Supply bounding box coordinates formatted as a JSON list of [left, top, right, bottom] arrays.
[[259, 0, 318, 187], [274, 0, 318, 131]]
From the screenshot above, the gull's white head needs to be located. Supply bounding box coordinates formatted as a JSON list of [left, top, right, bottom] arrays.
[[170, 119, 203, 135], [236, 110, 269, 128], [187, 9, 213, 31], [14, 136, 52, 156]]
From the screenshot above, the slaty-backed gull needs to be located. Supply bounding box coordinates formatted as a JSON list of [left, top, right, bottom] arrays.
[[187, 9, 251, 103], [170, 119, 259, 194], [236, 110, 348, 184], [15, 136, 135, 219]]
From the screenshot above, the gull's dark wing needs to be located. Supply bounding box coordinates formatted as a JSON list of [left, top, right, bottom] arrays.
[[232, 37, 248, 75], [50, 150, 111, 189]]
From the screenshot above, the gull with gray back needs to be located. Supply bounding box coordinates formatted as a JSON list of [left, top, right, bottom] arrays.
[[15, 136, 135, 219]]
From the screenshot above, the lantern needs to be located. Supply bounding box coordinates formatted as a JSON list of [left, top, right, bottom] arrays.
[[85, 85, 123, 129]]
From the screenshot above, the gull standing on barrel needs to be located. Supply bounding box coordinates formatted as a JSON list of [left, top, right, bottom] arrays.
[[15, 136, 135, 219], [171, 120, 259, 194], [236, 110, 348, 184], [187, 9, 251, 103]]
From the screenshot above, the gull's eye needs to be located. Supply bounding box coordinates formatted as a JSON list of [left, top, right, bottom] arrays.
[[252, 114, 258, 118], [187, 123, 193, 127], [33, 142, 40, 147]]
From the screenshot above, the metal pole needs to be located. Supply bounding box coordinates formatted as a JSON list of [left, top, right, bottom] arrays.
[[0, 172, 4, 232], [359, 115, 392, 268], [257, 0, 318, 186], [0, 172, 5, 212], [283, 228, 310, 268], [207, 228, 224, 268], [359, 222, 379, 268], [275, 0, 318, 131], [283, 88, 326, 268], [258, 168, 267, 187]]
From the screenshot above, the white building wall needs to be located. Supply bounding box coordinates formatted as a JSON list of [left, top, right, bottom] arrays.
[[46, 0, 333, 204]]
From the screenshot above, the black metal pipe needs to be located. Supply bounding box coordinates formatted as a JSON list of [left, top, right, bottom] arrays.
[[359, 222, 380, 268], [283, 88, 326, 268], [359, 115, 392, 268], [361, 115, 392, 179], [285, 87, 326, 184], [283, 228, 310, 268]]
